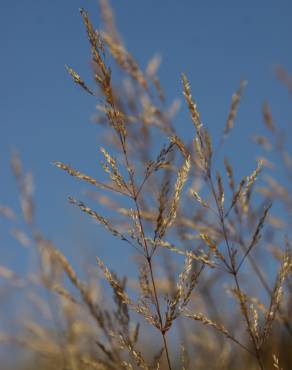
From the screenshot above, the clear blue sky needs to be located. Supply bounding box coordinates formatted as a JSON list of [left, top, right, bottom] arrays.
[[1, 0, 292, 289]]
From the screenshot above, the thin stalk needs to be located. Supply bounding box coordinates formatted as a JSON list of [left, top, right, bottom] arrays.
[[147, 252, 172, 370], [207, 171, 265, 370], [135, 198, 172, 370], [117, 124, 173, 370]]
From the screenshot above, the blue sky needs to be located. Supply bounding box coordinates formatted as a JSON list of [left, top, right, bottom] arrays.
[[1, 0, 292, 290]]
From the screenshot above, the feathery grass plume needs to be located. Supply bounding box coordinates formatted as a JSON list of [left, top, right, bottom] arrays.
[[79, 8, 115, 107], [11, 151, 34, 225], [0, 266, 25, 287], [264, 176, 289, 201], [154, 177, 170, 241], [131, 323, 140, 346], [170, 135, 190, 159], [268, 214, 285, 229], [14, 322, 61, 356], [180, 344, 189, 370], [224, 157, 235, 191], [250, 304, 260, 345], [205, 148, 271, 368], [99, 0, 120, 44], [80, 8, 104, 51], [161, 156, 191, 233], [252, 135, 273, 151], [182, 74, 214, 170], [190, 189, 209, 209], [153, 76, 165, 103], [141, 142, 174, 196], [53, 161, 128, 196], [80, 357, 108, 370], [175, 255, 193, 297], [146, 142, 174, 174], [96, 257, 132, 307], [248, 296, 266, 315], [96, 257, 160, 329], [120, 361, 134, 370], [282, 151, 292, 169], [199, 233, 224, 262], [68, 197, 133, 245], [257, 156, 274, 170], [183, 311, 251, 353], [261, 248, 292, 345], [164, 255, 193, 332], [153, 239, 214, 267], [216, 171, 225, 211], [65, 65, 94, 95], [100, 146, 128, 191], [47, 246, 79, 287], [127, 208, 144, 248], [237, 203, 272, 272], [164, 255, 205, 335], [12, 228, 31, 247], [193, 137, 205, 173], [230, 287, 259, 348], [0, 205, 16, 220], [10, 149, 22, 177], [112, 333, 149, 370], [262, 102, 276, 132], [52, 285, 81, 306], [272, 354, 283, 370], [146, 54, 165, 101], [146, 55, 161, 80], [203, 129, 213, 165], [111, 273, 130, 336], [105, 108, 127, 147], [44, 243, 108, 335], [182, 74, 203, 139], [224, 80, 247, 137], [96, 257, 159, 330], [275, 65, 292, 95], [135, 300, 161, 330], [241, 160, 263, 213], [139, 264, 155, 304], [102, 33, 148, 91], [225, 178, 246, 217]]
